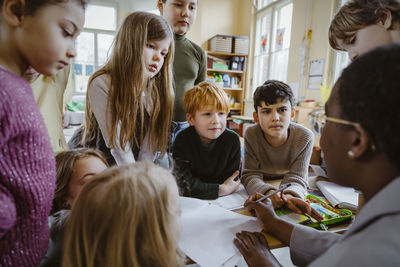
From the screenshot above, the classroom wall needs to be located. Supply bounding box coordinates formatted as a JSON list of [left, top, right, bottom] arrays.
[[185, 0, 255, 117], [286, 0, 336, 103], [186, 0, 253, 49]]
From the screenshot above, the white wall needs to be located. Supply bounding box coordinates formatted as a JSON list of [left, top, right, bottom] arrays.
[[287, 0, 336, 103]]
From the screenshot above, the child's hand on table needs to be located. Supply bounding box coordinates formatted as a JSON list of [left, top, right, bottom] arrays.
[[284, 195, 323, 222], [218, 170, 240, 196]]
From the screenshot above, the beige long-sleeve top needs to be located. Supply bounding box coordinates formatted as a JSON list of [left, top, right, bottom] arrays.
[[87, 74, 156, 166], [241, 123, 313, 198]]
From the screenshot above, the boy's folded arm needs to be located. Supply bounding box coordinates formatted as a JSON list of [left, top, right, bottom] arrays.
[[282, 138, 314, 198], [281, 177, 308, 198], [242, 172, 277, 196], [172, 154, 219, 200], [188, 178, 219, 200], [0, 184, 17, 238]]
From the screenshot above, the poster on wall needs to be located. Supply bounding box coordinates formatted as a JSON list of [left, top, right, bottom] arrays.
[[308, 59, 325, 89], [275, 28, 285, 50]]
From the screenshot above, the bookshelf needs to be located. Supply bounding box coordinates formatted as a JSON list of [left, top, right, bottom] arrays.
[[206, 51, 248, 117]]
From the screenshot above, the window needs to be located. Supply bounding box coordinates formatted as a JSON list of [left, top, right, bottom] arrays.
[[256, 0, 277, 9], [330, 0, 350, 87], [252, 0, 293, 93], [73, 3, 117, 93]]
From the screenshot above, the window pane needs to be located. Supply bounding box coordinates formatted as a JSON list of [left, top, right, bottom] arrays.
[[255, 55, 269, 87], [74, 32, 94, 93], [75, 32, 94, 64], [84, 5, 117, 31], [253, 1, 292, 93], [269, 49, 289, 81], [272, 3, 292, 52], [259, 0, 275, 9], [279, 3, 292, 49], [97, 34, 114, 66]]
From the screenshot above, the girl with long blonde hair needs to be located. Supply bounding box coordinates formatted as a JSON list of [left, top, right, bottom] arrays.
[[63, 162, 185, 267], [82, 12, 174, 166]]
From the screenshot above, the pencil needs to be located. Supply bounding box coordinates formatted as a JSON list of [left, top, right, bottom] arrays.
[[256, 183, 292, 203]]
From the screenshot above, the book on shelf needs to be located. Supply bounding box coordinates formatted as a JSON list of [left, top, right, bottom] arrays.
[[316, 180, 359, 211]]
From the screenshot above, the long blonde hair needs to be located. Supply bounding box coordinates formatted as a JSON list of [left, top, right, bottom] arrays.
[[62, 162, 185, 267], [83, 12, 175, 155]]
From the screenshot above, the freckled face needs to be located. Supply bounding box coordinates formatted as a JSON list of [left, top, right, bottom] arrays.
[[187, 105, 227, 145]]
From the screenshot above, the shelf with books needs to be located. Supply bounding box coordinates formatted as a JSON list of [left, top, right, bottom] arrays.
[[206, 51, 248, 117]]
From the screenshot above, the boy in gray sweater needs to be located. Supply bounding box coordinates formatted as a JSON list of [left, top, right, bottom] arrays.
[[242, 80, 314, 211]]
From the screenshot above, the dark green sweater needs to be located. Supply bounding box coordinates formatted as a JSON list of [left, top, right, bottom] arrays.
[[173, 126, 241, 199], [173, 34, 207, 121]]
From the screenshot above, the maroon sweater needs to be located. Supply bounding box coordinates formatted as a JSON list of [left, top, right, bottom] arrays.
[[0, 67, 56, 266]]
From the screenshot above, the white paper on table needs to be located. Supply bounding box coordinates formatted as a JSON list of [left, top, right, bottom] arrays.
[[210, 184, 249, 210], [179, 197, 262, 267]]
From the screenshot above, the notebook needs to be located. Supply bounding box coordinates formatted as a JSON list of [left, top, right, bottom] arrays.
[[316, 180, 359, 211]]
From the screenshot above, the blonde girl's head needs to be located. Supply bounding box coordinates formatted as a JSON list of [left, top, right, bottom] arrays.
[[63, 162, 184, 267], [52, 148, 108, 214], [84, 12, 175, 156]]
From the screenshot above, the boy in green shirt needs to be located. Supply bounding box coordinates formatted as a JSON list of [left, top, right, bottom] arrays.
[[158, 0, 207, 142]]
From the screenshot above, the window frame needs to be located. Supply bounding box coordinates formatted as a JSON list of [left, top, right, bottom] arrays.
[[72, 2, 118, 95], [251, 0, 293, 94]]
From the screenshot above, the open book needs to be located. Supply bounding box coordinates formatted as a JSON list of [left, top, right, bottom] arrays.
[[316, 180, 359, 211]]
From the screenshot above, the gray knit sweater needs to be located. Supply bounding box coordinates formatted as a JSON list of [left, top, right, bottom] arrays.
[[242, 123, 313, 198]]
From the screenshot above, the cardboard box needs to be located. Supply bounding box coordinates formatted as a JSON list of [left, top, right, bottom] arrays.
[[210, 35, 233, 53]]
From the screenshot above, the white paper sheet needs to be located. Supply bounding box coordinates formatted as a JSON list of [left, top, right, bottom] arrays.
[[210, 184, 249, 210], [179, 197, 262, 267]]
